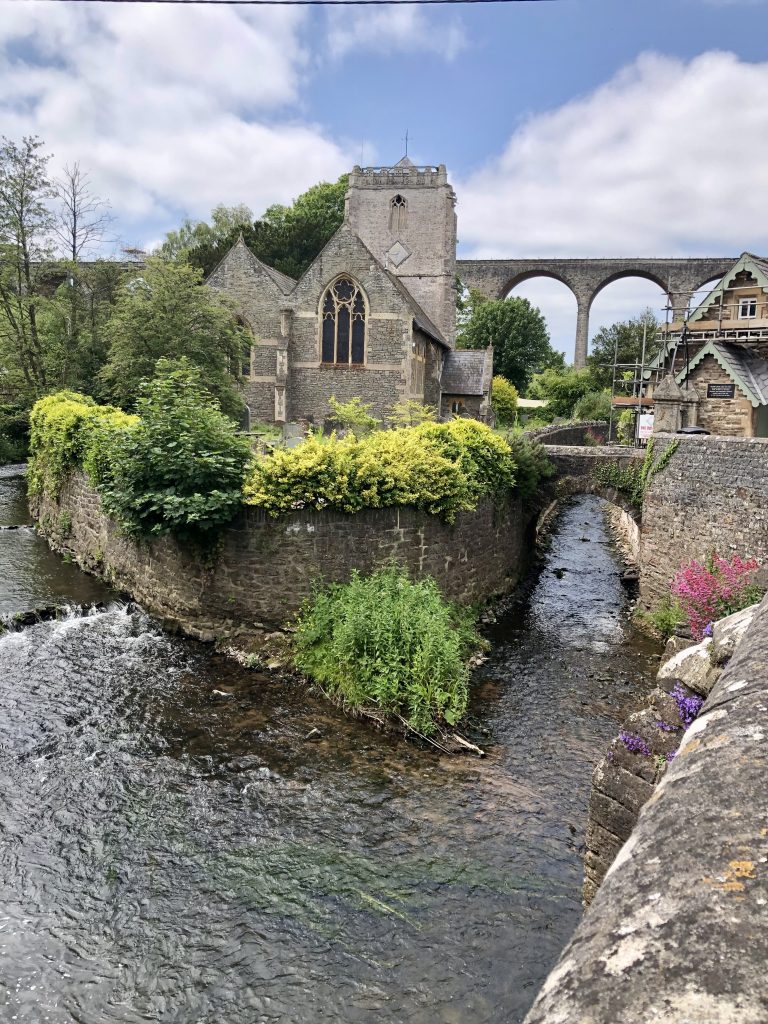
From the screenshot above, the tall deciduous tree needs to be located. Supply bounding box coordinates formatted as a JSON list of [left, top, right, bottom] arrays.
[[99, 257, 248, 418], [158, 176, 349, 280], [47, 163, 115, 390], [0, 135, 55, 397], [587, 308, 660, 391], [458, 295, 563, 393]]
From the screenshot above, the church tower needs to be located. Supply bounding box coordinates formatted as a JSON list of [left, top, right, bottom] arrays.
[[345, 158, 457, 344]]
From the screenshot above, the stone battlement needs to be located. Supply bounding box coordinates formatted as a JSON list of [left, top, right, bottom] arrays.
[[349, 164, 448, 187]]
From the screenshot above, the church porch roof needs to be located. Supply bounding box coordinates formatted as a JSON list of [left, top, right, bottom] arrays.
[[440, 348, 493, 396]]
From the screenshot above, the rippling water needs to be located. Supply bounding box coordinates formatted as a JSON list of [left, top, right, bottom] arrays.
[[0, 479, 659, 1023]]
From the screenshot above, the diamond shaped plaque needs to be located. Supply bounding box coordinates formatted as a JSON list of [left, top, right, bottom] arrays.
[[386, 241, 411, 268]]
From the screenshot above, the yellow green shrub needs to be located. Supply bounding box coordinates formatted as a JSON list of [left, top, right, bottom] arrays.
[[28, 392, 138, 499], [244, 419, 517, 522]]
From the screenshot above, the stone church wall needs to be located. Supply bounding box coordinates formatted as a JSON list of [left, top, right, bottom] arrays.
[[35, 473, 534, 643]]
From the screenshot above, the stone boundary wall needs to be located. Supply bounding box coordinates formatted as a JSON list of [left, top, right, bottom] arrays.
[[639, 434, 768, 610], [524, 593, 768, 1023], [525, 421, 608, 446], [35, 473, 534, 641]]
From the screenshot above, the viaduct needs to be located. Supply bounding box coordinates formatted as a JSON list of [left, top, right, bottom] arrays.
[[455, 257, 736, 368]]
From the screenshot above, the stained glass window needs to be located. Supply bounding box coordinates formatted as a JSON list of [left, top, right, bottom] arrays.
[[320, 277, 366, 365]]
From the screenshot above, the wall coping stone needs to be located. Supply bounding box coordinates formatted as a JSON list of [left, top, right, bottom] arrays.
[[524, 593, 768, 1024]]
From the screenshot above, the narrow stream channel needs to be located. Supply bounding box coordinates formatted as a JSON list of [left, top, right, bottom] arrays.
[[0, 468, 660, 1023]]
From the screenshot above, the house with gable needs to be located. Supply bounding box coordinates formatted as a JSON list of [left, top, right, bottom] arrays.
[[206, 159, 493, 429], [647, 252, 768, 437]]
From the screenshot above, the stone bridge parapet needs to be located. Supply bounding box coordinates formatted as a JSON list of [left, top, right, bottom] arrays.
[[544, 445, 642, 520], [457, 256, 735, 367], [523, 593, 768, 1023]]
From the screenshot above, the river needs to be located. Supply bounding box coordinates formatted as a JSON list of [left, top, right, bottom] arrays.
[[0, 467, 660, 1023]]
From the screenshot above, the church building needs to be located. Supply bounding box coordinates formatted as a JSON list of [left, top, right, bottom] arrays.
[[206, 159, 492, 428]]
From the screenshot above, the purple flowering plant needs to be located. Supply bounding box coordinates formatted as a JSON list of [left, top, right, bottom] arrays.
[[619, 731, 651, 757], [670, 683, 704, 728]]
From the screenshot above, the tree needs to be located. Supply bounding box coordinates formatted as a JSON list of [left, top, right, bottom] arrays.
[[0, 135, 55, 398], [157, 203, 254, 264], [47, 163, 115, 390], [587, 308, 660, 391], [99, 257, 248, 418], [491, 375, 519, 426], [528, 367, 594, 418], [159, 176, 349, 280], [457, 295, 562, 393], [53, 162, 112, 262], [99, 358, 252, 539]]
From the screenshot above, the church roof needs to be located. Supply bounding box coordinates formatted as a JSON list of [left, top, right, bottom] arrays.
[[379, 265, 450, 347], [675, 341, 768, 407], [441, 349, 492, 396], [260, 261, 297, 295], [206, 236, 296, 295]]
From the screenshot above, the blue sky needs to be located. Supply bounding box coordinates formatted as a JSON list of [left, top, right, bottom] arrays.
[[1, 0, 767, 359]]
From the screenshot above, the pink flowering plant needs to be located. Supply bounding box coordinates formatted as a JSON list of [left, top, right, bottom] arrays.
[[671, 553, 762, 640]]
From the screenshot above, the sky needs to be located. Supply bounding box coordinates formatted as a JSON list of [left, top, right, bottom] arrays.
[[1, 0, 767, 361]]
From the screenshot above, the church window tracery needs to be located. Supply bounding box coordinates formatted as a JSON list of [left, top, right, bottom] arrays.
[[321, 277, 366, 365], [389, 194, 408, 233]]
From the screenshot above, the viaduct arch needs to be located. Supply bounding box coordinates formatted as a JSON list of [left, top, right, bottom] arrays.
[[455, 257, 735, 368]]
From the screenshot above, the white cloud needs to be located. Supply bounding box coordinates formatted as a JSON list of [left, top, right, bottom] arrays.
[[326, 5, 465, 60], [457, 51, 768, 259], [0, 3, 352, 246]]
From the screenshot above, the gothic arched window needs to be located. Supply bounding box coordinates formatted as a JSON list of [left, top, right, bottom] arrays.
[[389, 194, 407, 233], [321, 277, 366, 365]]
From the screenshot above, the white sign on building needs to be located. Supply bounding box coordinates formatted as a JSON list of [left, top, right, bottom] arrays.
[[637, 413, 655, 440]]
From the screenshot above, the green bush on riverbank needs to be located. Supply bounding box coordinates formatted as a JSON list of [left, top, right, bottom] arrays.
[[294, 565, 479, 735], [27, 361, 250, 538]]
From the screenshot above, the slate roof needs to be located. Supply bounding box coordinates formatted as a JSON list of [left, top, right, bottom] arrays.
[[676, 341, 768, 407], [261, 262, 297, 295], [440, 349, 491, 396]]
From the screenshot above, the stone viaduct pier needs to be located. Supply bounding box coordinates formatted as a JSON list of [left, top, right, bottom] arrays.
[[456, 257, 735, 368]]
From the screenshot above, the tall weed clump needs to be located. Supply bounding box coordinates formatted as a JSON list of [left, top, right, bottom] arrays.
[[294, 566, 479, 735]]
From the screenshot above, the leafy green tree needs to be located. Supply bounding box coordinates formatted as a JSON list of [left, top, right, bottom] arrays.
[[0, 135, 55, 399], [528, 367, 594, 418], [99, 359, 251, 539], [386, 399, 437, 427], [156, 203, 254, 264], [458, 296, 563, 393], [572, 389, 611, 421], [160, 176, 349, 280], [99, 257, 247, 418], [587, 308, 660, 391], [491, 375, 519, 426], [326, 395, 379, 435]]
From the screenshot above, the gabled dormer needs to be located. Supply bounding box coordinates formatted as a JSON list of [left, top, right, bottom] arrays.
[[688, 252, 768, 327]]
